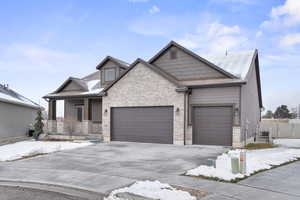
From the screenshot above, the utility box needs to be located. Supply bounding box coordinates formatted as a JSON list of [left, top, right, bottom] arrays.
[[231, 157, 240, 174]]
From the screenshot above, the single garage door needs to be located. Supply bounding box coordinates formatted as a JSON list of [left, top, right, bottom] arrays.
[[111, 106, 173, 144], [193, 106, 232, 146]]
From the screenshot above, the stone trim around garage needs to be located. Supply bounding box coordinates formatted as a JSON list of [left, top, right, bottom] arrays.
[[102, 62, 186, 145], [232, 126, 255, 148]]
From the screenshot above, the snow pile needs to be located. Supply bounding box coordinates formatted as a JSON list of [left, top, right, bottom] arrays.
[[0, 92, 38, 108], [87, 80, 100, 91], [0, 140, 92, 161], [186, 147, 300, 181], [105, 180, 196, 200], [274, 139, 300, 148]]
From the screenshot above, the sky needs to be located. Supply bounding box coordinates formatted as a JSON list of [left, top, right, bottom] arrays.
[[0, 0, 300, 116]]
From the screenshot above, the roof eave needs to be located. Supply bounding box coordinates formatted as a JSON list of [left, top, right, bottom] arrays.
[[43, 93, 101, 100], [102, 58, 181, 94], [0, 97, 41, 109], [96, 56, 129, 70]]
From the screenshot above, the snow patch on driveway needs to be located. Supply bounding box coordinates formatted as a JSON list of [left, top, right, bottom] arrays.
[[186, 141, 300, 181], [105, 180, 196, 200], [0, 140, 92, 161]]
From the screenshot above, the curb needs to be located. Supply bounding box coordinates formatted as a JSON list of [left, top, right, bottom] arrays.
[[0, 179, 105, 200]]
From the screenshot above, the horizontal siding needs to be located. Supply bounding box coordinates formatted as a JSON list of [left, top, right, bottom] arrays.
[[63, 81, 83, 91], [241, 59, 260, 141], [153, 46, 226, 80], [191, 87, 240, 106], [0, 101, 37, 139]]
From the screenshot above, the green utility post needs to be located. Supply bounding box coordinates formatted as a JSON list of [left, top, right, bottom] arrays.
[[231, 157, 240, 174]]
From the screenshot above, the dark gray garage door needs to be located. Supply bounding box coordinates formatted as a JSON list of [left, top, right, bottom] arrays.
[[193, 106, 232, 146], [111, 106, 173, 144]]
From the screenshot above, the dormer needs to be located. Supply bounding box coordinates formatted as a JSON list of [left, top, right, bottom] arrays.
[[96, 56, 129, 87]]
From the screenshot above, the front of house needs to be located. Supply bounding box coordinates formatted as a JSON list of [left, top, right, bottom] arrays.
[[44, 41, 262, 147]]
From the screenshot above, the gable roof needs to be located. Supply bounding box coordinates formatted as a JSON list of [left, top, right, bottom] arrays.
[[101, 58, 181, 95], [52, 77, 88, 93], [0, 84, 40, 109], [148, 41, 238, 79], [204, 50, 257, 80], [44, 71, 103, 99], [96, 56, 130, 70]]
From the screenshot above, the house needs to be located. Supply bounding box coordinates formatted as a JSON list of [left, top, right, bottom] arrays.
[[0, 84, 40, 142], [44, 41, 262, 147]]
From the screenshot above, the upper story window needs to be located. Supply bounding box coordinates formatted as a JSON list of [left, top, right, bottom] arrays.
[[104, 68, 116, 82]]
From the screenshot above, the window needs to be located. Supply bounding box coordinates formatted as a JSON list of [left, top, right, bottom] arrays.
[[104, 68, 116, 82], [169, 50, 178, 59], [76, 106, 83, 122]]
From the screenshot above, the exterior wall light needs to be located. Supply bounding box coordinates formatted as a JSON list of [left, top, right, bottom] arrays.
[[176, 107, 180, 112], [234, 107, 239, 113]]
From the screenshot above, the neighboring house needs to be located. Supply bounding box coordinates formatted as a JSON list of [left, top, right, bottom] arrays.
[[44, 41, 262, 147], [0, 84, 40, 141]]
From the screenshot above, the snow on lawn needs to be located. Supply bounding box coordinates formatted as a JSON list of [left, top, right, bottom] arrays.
[[0, 140, 92, 161], [274, 139, 300, 148], [186, 147, 300, 181], [105, 180, 196, 200]]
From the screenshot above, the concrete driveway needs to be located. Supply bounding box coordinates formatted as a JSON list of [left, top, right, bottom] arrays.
[[0, 142, 227, 198]]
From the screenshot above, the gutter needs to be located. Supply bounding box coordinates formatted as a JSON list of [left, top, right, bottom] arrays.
[[186, 81, 246, 89]]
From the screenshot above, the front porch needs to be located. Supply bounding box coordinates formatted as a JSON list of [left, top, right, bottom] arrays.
[[44, 98, 103, 140]]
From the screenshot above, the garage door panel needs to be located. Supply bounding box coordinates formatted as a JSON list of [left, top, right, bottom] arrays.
[[111, 107, 173, 144], [193, 106, 232, 146]]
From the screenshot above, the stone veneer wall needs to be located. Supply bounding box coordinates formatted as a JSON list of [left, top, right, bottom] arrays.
[[44, 120, 102, 136], [102, 62, 185, 145]]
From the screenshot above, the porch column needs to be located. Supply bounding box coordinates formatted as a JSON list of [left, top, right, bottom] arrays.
[[47, 99, 57, 134], [48, 99, 57, 120], [84, 98, 91, 120], [82, 98, 92, 134]]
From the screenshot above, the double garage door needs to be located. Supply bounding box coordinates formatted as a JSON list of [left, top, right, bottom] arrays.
[[111, 106, 173, 144], [111, 106, 233, 146]]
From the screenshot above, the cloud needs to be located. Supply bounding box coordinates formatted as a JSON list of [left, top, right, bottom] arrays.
[[176, 21, 248, 54], [279, 33, 300, 47], [255, 31, 263, 38], [0, 43, 95, 74], [262, 0, 300, 28], [149, 5, 160, 14]]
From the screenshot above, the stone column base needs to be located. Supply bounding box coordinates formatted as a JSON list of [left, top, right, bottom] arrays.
[[82, 120, 92, 135], [232, 126, 242, 148], [47, 120, 57, 134]]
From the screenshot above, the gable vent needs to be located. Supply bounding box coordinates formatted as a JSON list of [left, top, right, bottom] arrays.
[[169, 50, 178, 60]]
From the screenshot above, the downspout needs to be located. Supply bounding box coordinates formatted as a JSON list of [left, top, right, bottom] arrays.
[[184, 92, 187, 145]]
